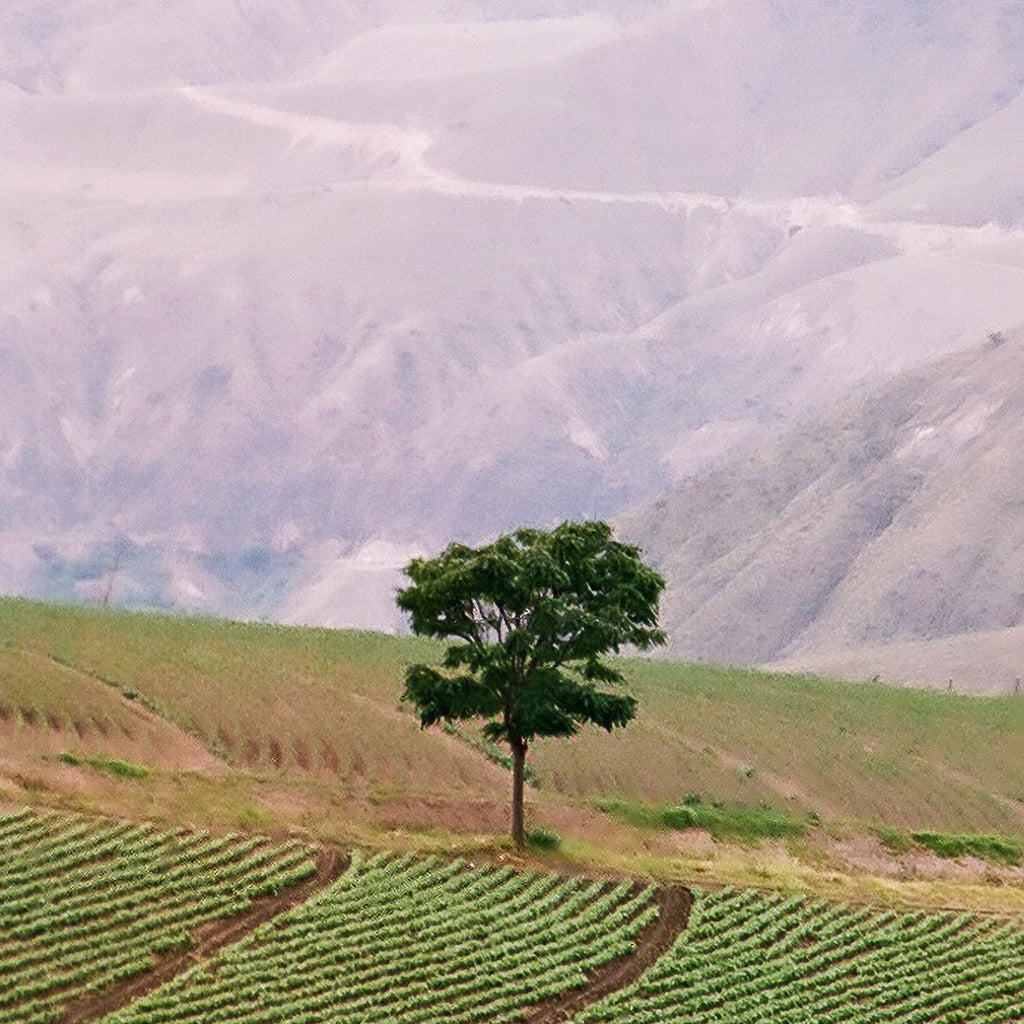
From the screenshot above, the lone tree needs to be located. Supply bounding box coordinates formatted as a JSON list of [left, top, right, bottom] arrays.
[[396, 520, 666, 849]]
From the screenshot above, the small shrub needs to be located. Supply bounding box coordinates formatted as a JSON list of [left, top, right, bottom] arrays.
[[95, 758, 151, 780], [525, 828, 560, 851], [59, 753, 151, 780]]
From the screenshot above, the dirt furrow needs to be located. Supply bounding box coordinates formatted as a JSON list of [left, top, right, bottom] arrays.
[[59, 845, 349, 1024], [521, 883, 693, 1024]]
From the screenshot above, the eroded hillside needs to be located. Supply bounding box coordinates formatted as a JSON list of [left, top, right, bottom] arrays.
[[622, 330, 1024, 667], [3, 1, 1024, 646]]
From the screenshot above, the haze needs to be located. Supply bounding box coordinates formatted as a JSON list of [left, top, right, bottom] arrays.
[[3, 0, 1024, 685]]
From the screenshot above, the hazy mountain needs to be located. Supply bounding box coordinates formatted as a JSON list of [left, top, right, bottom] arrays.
[[620, 329, 1024, 664], [3, 0, 1024, 641], [766, 625, 1024, 697]]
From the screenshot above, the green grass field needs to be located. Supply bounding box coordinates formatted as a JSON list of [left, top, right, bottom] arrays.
[[1, 597, 1022, 908]]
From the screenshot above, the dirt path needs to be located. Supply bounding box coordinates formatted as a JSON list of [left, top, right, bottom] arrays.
[[58, 854, 688, 1024], [177, 86, 1024, 255], [59, 845, 349, 1024], [521, 883, 693, 1024]]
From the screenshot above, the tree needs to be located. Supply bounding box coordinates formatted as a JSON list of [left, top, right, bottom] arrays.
[[396, 520, 666, 849]]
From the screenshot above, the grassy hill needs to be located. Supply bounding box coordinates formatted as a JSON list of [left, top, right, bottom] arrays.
[[1, 597, 1022, 911]]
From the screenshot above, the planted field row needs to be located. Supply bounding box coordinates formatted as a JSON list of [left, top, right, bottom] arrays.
[[4, 805, 1021, 1024], [101, 852, 658, 1024], [575, 887, 1024, 1024], [0, 809, 316, 1024]]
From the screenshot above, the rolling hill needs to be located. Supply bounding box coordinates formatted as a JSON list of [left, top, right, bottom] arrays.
[[1, 598, 1022, 908]]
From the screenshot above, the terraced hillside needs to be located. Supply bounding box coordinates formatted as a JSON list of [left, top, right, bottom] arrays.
[[2, 597, 1021, 848]]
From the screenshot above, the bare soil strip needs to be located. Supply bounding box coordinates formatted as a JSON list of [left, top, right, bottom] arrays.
[[520, 883, 693, 1024], [59, 845, 349, 1024]]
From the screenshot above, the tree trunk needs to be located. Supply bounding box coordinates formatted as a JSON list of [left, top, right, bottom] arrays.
[[510, 737, 527, 849]]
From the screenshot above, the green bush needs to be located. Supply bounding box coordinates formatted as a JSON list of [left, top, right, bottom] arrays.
[[525, 828, 560, 851], [910, 831, 1022, 866]]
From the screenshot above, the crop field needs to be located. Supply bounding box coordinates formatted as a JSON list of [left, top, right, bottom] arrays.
[[576, 888, 1024, 1024], [0, 809, 316, 1024], [100, 851, 660, 1024], [0, 803, 1020, 1024]]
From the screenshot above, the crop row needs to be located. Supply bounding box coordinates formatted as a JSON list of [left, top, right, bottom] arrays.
[[574, 887, 1024, 1023], [9, 803, 1018, 1024], [101, 851, 657, 1024], [0, 810, 316, 1024]]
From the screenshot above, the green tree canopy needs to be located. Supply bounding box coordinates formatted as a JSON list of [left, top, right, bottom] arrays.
[[396, 520, 666, 848]]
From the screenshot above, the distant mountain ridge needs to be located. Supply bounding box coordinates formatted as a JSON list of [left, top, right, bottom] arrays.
[[3, 0, 1024, 652], [621, 329, 1024, 663]]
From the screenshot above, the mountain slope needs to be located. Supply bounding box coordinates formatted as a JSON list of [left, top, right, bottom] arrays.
[[621, 329, 1024, 663], [3, 0, 1024, 632], [767, 624, 1024, 696]]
